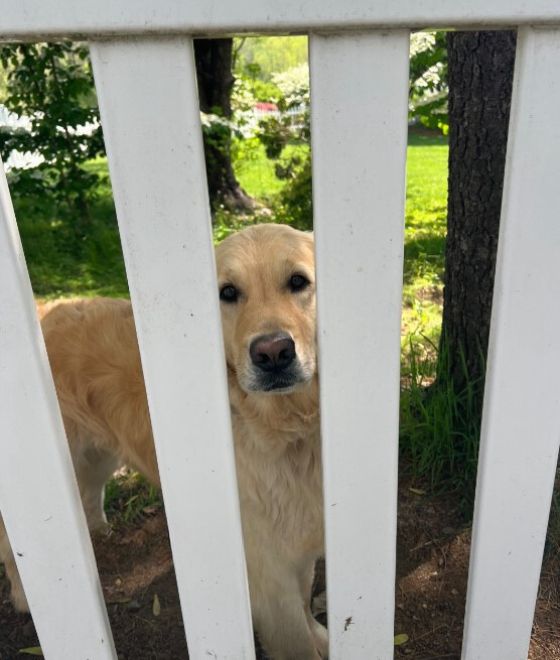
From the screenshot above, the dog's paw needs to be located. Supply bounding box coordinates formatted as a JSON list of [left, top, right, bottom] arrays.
[[88, 520, 112, 538], [311, 620, 328, 659]]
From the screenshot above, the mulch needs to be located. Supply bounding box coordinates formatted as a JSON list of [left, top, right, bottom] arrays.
[[1, 475, 559, 659]]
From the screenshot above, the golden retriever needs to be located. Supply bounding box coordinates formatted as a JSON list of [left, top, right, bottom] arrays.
[[0, 223, 327, 660]]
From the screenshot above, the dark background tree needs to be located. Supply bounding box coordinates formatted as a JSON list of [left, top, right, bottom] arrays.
[[194, 38, 254, 212], [438, 30, 517, 465]]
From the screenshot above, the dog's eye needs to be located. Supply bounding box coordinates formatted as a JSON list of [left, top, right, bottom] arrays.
[[288, 273, 310, 292], [219, 284, 239, 303]]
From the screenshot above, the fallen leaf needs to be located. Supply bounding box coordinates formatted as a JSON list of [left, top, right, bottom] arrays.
[[409, 487, 426, 496], [152, 593, 161, 617], [18, 648, 43, 656], [394, 633, 409, 646]]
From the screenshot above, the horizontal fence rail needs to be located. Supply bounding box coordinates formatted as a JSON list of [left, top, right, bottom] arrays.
[[90, 37, 255, 659], [0, 159, 116, 659], [1, 0, 560, 39], [311, 30, 409, 659], [462, 26, 560, 660]]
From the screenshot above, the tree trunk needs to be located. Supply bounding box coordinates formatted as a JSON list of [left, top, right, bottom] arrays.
[[194, 39, 255, 212], [440, 31, 517, 406]]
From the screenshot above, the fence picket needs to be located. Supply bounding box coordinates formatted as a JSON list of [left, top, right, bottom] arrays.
[[462, 26, 560, 660], [0, 159, 116, 659], [89, 38, 255, 659], [310, 30, 410, 659]]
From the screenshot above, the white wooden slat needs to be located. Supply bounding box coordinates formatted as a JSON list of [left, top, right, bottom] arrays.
[[310, 31, 409, 659], [461, 26, 560, 660], [89, 38, 254, 660], [0, 0, 560, 40], [0, 160, 116, 660]]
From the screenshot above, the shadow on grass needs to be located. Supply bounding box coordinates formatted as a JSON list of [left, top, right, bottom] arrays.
[[407, 127, 449, 148], [403, 231, 446, 288], [15, 195, 128, 299]]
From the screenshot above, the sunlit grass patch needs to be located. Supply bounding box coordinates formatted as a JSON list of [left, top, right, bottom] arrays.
[[104, 469, 162, 526]]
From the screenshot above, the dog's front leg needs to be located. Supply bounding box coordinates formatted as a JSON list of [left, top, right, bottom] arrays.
[[248, 552, 323, 660], [298, 558, 329, 658]]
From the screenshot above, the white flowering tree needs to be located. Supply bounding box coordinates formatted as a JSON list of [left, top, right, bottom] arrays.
[[409, 31, 448, 132]]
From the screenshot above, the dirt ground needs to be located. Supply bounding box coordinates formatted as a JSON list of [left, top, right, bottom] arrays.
[[1, 475, 559, 660]]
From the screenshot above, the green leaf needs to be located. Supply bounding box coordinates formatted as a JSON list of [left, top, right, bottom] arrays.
[[18, 647, 43, 656], [152, 593, 161, 617], [394, 633, 409, 646]]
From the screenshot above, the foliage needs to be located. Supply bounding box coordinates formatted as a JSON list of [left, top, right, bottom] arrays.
[[231, 138, 308, 202], [409, 31, 448, 133], [244, 33, 449, 229], [257, 63, 309, 157], [0, 42, 104, 223], [238, 62, 313, 228], [273, 156, 312, 230], [0, 63, 7, 98], [231, 66, 282, 108], [104, 469, 162, 525], [234, 36, 308, 81], [16, 158, 127, 299], [400, 337, 482, 513]]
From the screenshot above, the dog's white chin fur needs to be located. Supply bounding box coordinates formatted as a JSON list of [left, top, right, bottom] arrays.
[[240, 374, 315, 396]]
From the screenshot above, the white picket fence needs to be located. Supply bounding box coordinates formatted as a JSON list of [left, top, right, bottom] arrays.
[[0, 3, 559, 659]]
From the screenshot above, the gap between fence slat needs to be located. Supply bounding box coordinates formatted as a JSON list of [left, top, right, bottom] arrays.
[[310, 30, 410, 660], [89, 38, 255, 660], [0, 159, 116, 660], [462, 26, 560, 660]]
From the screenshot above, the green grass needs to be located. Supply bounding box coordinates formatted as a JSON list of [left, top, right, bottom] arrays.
[[104, 469, 162, 526], [402, 130, 448, 350], [15, 159, 128, 299], [232, 137, 309, 202], [15, 130, 449, 310], [399, 338, 482, 512]]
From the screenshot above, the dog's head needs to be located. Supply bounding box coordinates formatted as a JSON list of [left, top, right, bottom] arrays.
[[215, 223, 316, 395]]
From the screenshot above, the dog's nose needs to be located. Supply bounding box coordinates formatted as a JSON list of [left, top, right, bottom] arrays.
[[250, 332, 296, 372]]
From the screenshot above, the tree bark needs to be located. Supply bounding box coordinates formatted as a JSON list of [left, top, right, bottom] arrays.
[[440, 31, 517, 403], [194, 39, 255, 212]]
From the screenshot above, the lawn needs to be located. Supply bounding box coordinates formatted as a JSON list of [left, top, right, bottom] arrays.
[[232, 137, 309, 203], [402, 130, 448, 350], [15, 160, 128, 299]]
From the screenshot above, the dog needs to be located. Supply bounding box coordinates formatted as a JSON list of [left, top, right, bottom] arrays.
[[0, 223, 327, 660]]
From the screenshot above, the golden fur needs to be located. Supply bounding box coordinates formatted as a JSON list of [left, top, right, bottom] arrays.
[[0, 223, 326, 659]]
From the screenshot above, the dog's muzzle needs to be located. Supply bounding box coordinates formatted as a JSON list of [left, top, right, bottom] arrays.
[[248, 332, 302, 392]]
